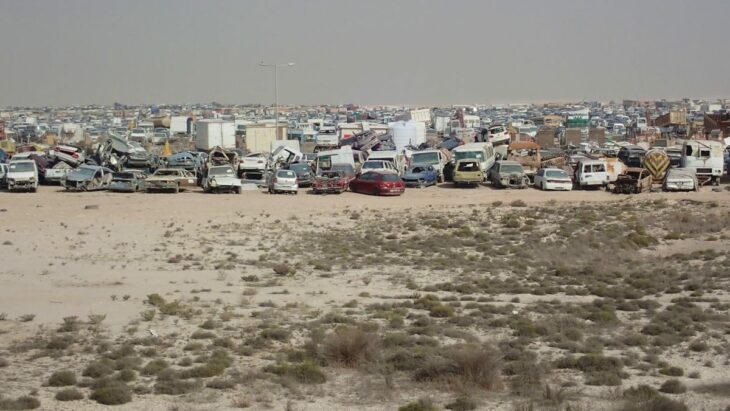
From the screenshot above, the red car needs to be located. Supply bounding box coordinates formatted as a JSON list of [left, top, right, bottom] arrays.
[[312, 171, 348, 194], [349, 171, 405, 196]]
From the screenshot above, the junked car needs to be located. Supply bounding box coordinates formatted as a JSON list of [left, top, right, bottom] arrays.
[[6, 160, 39, 192], [312, 170, 348, 194], [268, 169, 298, 194], [145, 168, 196, 193], [61, 165, 114, 191], [402, 164, 438, 188], [534, 167, 573, 191], [285, 162, 315, 187], [349, 171, 405, 196], [453, 159, 484, 187], [360, 159, 399, 175], [488, 160, 529, 189], [109, 170, 146, 192], [613, 168, 653, 194], [663, 168, 698, 192], [203, 165, 242, 194]]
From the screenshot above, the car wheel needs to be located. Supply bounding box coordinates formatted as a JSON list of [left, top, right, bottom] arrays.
[[437, 174, 443, 183]]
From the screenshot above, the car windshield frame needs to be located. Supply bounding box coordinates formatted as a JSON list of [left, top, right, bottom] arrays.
[[499, 164, 524, 174], [411, 152, 439, 164], [9, 162, 35, 172]]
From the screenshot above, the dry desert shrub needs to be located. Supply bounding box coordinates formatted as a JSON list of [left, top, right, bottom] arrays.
[[414, 344, 502, 390], [0, 395, 40, 410], [55, 388, 84, 401], [321, 327, 378, 367], [47, 370, 77, 387]]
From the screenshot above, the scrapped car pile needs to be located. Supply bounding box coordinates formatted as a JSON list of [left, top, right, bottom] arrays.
[[0, 132, 726, 197]]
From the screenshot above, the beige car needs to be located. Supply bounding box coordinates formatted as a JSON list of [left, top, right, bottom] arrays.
[[145, 168, 196, 193]]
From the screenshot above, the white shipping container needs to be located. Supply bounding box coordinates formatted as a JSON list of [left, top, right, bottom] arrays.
[[170, 116, 190, 135], [195, 120, 235, 150]]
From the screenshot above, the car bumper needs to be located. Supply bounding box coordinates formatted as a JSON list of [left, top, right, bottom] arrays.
[[146, 181, 178, 190], [378, 188, 404, 196], [664, 181, 694, 191], [273, 183, 298, 191], [8, 180, 37, 190], [543, 182, 573, 191], [110, 182, 136, 192]]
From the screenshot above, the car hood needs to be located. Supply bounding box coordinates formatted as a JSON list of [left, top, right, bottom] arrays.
[[403, 172, 426, 179], [65, 173, 93, 182], [208, 175, 240, 184]]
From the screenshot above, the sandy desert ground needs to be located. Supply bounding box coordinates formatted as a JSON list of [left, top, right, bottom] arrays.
[[1, 184, 729, 411]]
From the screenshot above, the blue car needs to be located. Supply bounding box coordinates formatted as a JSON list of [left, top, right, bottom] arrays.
[[402, 164, 438, 187]]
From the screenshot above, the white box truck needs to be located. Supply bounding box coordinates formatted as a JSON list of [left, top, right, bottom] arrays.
[[195, 119, 235, 150]]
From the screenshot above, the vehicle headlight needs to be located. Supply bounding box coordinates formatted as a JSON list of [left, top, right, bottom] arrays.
[[210, 179, 217, 187], [29, 178, 36, 182]]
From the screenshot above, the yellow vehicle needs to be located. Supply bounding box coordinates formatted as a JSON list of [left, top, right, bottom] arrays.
[[453, 159, 484, 187]]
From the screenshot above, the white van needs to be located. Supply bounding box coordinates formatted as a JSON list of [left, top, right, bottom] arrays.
[[452, 142, 496, 179], [575, 159, 609, 189], [7, 160, 39, 192]]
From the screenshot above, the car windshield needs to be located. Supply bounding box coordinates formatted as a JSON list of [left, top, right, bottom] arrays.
[[113, 172, 135, 180], [545, 170, 568, 178], [75, 167, 97, 177], [454, 151, 484, 161], [155, 170, 179, 176], [9, 162, 35, 172], [412, 152, 439, 164], [289, 164, 310, 173], [382, 174, 400, 182], [277, 170, 296, 178], [408, 166, 427, 173], [500, 164, 524, 173], [209, 167, 234, 176], [362, 161, 384, 169]]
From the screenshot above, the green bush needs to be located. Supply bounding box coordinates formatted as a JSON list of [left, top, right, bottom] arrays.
[[659, 379, 687, 394], [48, 370, 77, 387], [399, 398, 437, 411], [0, 396, 40, 410], [265, 361, 326, 384], [55, 388, 84, 401], [659, 366, 684, 377], [141, 359, 168, 376], [83, 360, 115, 378], [90, 380, 132, 405]]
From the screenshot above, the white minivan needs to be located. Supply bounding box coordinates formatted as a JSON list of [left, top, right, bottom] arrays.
[[452, 142, 496, 181], [7, 160, 39, 192], [575, 159, 609, 189], [411, 149, 449, 183]]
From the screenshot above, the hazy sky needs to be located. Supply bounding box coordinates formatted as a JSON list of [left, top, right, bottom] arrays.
[[1, 0, 729, 107]]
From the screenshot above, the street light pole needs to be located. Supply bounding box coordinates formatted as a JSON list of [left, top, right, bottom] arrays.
[[259, 61, 294, 139]]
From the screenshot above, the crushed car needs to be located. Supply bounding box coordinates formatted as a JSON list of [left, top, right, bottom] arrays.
[[109, 170, 146, 192], [453, 159, 484, 187], [145, 168, 196, 193], [402, 164, 438, 188], [613, 167, 653, 194], [488, 160, 529, 189], [663, 168, 698, 192], [312, 170, 348, 194], [203, 165, 242, 194], [61, 165, 114, 191]]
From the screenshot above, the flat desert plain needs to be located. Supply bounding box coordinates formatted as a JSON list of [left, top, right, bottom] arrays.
[[1, 185, 729, 411]]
